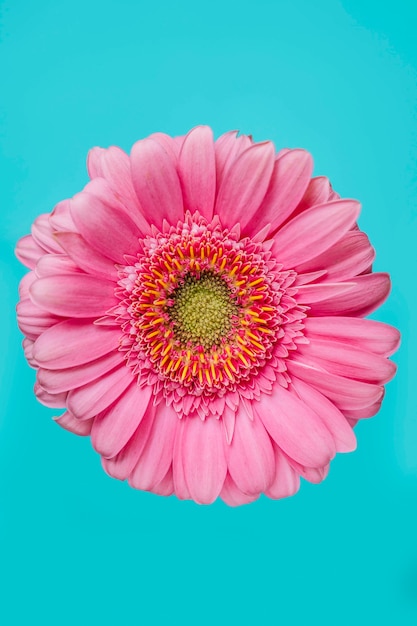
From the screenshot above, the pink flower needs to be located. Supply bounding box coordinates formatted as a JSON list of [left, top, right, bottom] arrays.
[[16, 126, 400, 505]]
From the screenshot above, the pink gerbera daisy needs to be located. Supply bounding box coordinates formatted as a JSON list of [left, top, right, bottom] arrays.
[[16, 126, 400, 505]]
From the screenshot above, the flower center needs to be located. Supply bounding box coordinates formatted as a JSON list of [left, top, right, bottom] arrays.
[[168, 271, 239, 350], [116, 213, 307, 415]]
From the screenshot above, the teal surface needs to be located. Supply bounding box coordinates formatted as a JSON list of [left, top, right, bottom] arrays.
[[1, 1, 416, 624]]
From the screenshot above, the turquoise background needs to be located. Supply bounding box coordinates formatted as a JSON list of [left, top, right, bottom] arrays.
[[1, 1, 416, 624]]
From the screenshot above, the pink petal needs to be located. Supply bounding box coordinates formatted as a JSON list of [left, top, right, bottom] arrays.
[[222, 406, 236, 445], [15, 235, 45, 270], [173, 134, 186, 151], [82, 176, 151, 236], [288, 360, 384, 411], [214, 131, 251, 190], [37, 350, 124, 394], [34, 383, 67, 408], [295, 270, 328, 286], [271, 199, 361, 268], [102, 405, 156, 480], [290, 378, 356, 453], [255, 385, 336, 467], [54, 411, 94, 436], [291, 176, 331, 217], [23, 338, 37, 368], [295, 231, 375, 281], [87, 146, 139, 210], [33, 319, 121, 369], [70, 192, 141, 263], [304, 316, 401, 357], [179, 415, 227, 504], [342, 400, 383, 420], [55, 232, 118, 281], [67, 365, 132, 420], [128, 402, 178, 491], [31, 214, 62, 254], [49, 200, 77, 233], [296, 281, 356, 304], [256, 149, 313, 232], [17, 299, 61, 339], [152, 466, 174, 496], [30, 274, 117, 318], [215, 142, 275, 231], [286, 455, 330, 484], [172, 419, 192, 500], [306, 272, 391, 317], [265, 444, 300, 499], [220, 473, 260, 507], [18, 271, 36, 299], [130, 138, 183, 229], [35, 254, 82, 277], [91, 381, 153, 458], [178, 126, 216, 221], [297, 338, 397, 384], [148, 133, 180, 161], [227, 406, 275, 494]]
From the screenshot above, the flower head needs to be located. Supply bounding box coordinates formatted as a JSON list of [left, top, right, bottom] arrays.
[[16, 126, 400, 505]]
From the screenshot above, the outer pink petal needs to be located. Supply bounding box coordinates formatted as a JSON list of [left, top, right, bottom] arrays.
[[342, 401, 383, 420], [55, 232, 118, 281], [18, 271, 36, 299], [67, 365, 132, 420], [215, 142, 275, 230], [296, 281, 356, 304], [30, 274, 117, 318], [31, 214, 62, 254], [214, 131, 252, 190], [49, 200, 77, 233], [102, 405, 156, 480], [220, 473, 260, 507], [227, 406, 275, 494], [130, 138, 183, 229], [289, 378, 356, 453], [34, 383, 67, 408], [180, 415, 227, 504], [265, 444, 300, 499], [70, 192, 141, 263], [37, 350, 124, 394], [82, 176, 151, 236], [291, 176, 331, 217], [271, 199, 361, 268], [288, 361, 384, 411], [35, 254, 82, 278], [306, 272, 391, 317], [32, 319, 121, 369], [295, 231, 375, 281], [173, 134, 186, 151], [304, 316, 401, 357], [172, 419, 192, 500], [91, 381, 153, 458], [17, 299, 61, 340], [15, 235, 45, 270], [255, 385, 336, 467], [285, 455, 330, 484], [178, 126, 216, 221], [148, 133, 180, 161], [128, 402, 178, 491], [297, 338, 397, 384], [152, 466, 174, 496], [256, 149, 313, 232], [87, 146, 140, 211], [23, 338, 37, 368], [54, 411, 94, 436], [222, 406, 236, 444]]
